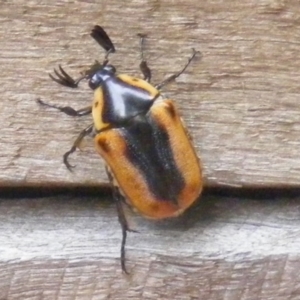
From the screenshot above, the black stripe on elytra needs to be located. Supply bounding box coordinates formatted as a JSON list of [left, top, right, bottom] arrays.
[[121, 114, 185, 203], [101, 77, 156, 126]]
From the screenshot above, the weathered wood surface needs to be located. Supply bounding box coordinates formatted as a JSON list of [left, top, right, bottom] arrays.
[[0, 0, 299, 188], [1, 194, 300, 299], [1, 1, 300, 299]]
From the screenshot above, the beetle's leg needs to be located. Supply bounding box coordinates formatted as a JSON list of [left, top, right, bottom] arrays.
[[115, 192, 139, 274], [37, 99, 92, 117], [105, 168, 138, 274], [115, 198, 130, 274], [155, 48, 201, 90], [49, 65, 86, 88], [138, 34, 151, 82], [63, 123, 94, 170], [90, 25, 115, 66]]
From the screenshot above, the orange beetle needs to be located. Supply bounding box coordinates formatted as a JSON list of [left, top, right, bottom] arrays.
[[38, 25, 202, 273]]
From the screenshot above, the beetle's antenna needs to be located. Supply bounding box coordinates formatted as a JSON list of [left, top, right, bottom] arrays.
[[91, 25, 115, 66], [48, 65, 87, 88]]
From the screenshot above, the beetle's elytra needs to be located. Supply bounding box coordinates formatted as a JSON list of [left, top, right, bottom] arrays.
[[38, 25, 203, 273]]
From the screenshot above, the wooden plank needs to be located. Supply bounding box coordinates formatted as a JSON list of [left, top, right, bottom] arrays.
[[1, 0, 300, 188], [1, 194, 300, 299]]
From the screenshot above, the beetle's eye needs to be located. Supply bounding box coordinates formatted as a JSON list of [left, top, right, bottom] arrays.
[[89, 73, 102, 90], [104, 65, 116, 73], [89, 80, 98, 90]]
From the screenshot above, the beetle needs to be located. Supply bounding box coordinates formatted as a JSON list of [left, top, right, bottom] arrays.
[[37, 25, 203, 273]]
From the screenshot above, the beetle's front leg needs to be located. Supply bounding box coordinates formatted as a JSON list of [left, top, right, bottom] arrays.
[[37, 99, 92, 117], [155, 48, 201, 90]]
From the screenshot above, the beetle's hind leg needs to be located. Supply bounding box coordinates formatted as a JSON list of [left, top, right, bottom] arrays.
[[105, 168, 137, 274], [63, 123, 94, 170], [137, 33, 151, 82], [115, 192, 139, 274], [115, 199, 130, 274], [155, 48, 201, 90]]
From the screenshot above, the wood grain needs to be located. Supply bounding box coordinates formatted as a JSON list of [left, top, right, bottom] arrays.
[[0, 0, 299, 188], [1, 2, 300, 298], [1, 194, 300, 299]]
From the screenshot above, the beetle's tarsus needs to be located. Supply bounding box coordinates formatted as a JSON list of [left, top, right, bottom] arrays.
[[63, 148, 76, 171], [138, 33, 151, 82], [120, 226, 129, 274]]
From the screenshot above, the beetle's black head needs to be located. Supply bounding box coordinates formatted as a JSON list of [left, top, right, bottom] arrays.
[[88, 64, 116, 90]]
